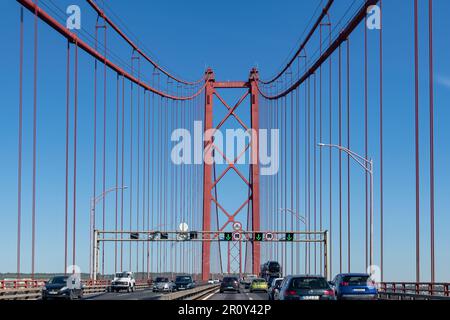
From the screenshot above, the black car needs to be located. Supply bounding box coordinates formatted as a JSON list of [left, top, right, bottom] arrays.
[[42, 276, 83, 300], [278, 275, 336, 301], [220, 277, 240, 293], [174, 275, 195, 290]]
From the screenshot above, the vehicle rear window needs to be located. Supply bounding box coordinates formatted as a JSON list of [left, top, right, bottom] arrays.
[[176, 276, 192, 282], [155, 277, 168, 282], [290, 277, 329, 289], [342, 275, 370, 285], [253, 279, 266, 283], [48, 276, 68, 284], [223, 277, 237, 282]]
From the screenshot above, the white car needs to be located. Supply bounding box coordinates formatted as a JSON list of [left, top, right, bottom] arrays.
[[110, 271, 136, 292]]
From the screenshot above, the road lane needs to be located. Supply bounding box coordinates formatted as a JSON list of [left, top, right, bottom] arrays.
[[208, 288, 269, 301], [84, 288, 161, 300]]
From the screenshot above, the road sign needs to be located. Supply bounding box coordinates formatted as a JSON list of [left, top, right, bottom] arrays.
[[224, 232, 232, 241], [285, 233, 294, 242], [233, 221, 242, 231], [265, 232, 274, 241], [179, 222, 189, 232], [130, 233, 139, 240], [232, 232, 241, 241], [255, 232, 263, 241]]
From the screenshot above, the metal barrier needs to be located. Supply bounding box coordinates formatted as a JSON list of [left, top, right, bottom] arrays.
[[158, 284, 220, 301], [379, 282, 450, 300], [0, 279, 151, 300]]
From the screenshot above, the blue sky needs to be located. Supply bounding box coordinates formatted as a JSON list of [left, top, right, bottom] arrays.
[[0, 0, 450, 283]]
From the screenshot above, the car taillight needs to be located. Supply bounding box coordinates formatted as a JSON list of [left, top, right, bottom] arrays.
[[286, 290, 297, 296], [324, 289, 335, 296], [341, 282, 349, 286]]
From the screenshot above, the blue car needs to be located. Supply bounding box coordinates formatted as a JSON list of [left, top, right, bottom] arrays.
[[331, 273, 378, 300]]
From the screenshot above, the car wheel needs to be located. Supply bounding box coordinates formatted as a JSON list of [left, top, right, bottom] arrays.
[[220, 290, 223, 293]]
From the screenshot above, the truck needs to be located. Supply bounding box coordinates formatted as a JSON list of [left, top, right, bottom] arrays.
[[260, 261, 282, 282]]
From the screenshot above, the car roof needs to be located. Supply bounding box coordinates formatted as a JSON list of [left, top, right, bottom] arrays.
[[287, 275, 327, 279], [337, 273, 370, 277]]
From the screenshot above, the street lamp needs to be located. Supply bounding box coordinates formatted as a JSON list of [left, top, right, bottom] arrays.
[[90, 186, 128, 280], [317, 143, 375, 274]]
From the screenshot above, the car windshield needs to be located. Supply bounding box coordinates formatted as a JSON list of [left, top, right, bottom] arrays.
[[290, 277, 329, 289], [155, 277, 168, 283], [176, 276, 192, 283], [48, 276, 68, 284], [115, 272, 130, 278], [342, 275, 370, 285]]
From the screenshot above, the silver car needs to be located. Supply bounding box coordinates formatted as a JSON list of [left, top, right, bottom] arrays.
[[152, 277, 175, 293]]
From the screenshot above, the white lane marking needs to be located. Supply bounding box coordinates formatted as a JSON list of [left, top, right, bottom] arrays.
[[202, 289, 220, 301], [249, 296, 254, 300]]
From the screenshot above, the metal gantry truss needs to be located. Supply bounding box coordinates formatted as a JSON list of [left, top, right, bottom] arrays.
[[92, 230, 328, 280]]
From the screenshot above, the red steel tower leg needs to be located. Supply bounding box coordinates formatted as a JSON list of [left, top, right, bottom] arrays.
[[250, 69, 261, 275], [202, 69, 215, 281]]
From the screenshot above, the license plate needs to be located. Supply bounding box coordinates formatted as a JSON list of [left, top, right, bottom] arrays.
[[353, 289, 366, 292], [302, 296, 319, 300], [49, 291, 58, 295]]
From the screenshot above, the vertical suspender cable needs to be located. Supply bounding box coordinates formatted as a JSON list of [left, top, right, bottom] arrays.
[[17, 7, 24, 279], [92, 19, 98, 279], [64, 40, 70, 274], [72, 42, 79, 268], [101, 24, 107, 276], [31, 0, 38, 279], [414, 0, 420, 283], [428, 0, 435, 284], [121, 75, 125, 271], [129, 57, 134, 272], [364, 14, 369, 271], [347, 38, 351, 272], [319, 27, 323, 275], [379, 0, 384, 282], [313, 73, 317, 274], [115, 74, 119, 274], [328, 37, 333, 278], [338, 44, 342, 274]]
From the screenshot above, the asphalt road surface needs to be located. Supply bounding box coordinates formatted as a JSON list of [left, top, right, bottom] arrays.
[[84, 288, 161, 300], [207, 288, 269, 301]]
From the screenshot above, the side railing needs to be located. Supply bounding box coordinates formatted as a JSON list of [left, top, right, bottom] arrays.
[[379, 282, 450, 300], [0, 279, 151, 300]]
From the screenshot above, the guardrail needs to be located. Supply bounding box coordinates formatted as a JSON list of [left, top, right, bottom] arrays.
[[379, 282, 450, 300], [158, 284, 220, 301], [0, 280, 151, 300]]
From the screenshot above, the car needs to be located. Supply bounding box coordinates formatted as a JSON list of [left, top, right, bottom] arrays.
[[152, 277, 175, 293], [42, 275, 83, 300], [219, 277, 240, 293], [249, 278, 268, 293], [240, 274, 257, 289], [331, 273, 378, 300], [110, 271, 136, 292], [208, 278, 220, 284], [278, 275, 336, 300], [268, 277, 283, 300], [174, 275, 196, 290]]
